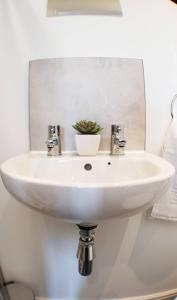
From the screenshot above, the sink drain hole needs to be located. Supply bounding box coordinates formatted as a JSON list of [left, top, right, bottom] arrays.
[[84, 163, 92, 171]]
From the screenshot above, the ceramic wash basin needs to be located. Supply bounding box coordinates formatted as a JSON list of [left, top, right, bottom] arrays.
[[0, 151, 174, 222]]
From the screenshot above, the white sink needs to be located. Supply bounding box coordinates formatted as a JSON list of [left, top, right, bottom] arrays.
[[0, 151, 174, 222]]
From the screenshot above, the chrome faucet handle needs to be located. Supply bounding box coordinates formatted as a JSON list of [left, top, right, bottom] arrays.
[[111, 124, 121, 133], [48, 125, 60, 138], [111, 124, 126, 155], [111, 124, 124, 140], [46, 125, 62, 156]]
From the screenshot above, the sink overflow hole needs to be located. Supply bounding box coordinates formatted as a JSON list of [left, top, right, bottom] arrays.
[[108, 162, 111, 165], [84, 164, 92, 171]]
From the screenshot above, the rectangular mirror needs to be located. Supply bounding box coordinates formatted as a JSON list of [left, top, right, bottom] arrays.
[[47, 0, 122, 16]]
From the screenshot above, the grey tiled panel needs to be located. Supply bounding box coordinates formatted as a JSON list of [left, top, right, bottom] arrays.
[[29, 57, 145, 151]]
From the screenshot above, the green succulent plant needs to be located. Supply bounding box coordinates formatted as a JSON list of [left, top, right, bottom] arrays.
[[72, 120, 103, 135]]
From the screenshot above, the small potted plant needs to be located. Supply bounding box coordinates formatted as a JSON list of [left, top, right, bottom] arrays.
[[72, 120, 103, 156]]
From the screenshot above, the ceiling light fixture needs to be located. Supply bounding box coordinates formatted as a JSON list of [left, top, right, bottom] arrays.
[[47, 0, 123, 16]]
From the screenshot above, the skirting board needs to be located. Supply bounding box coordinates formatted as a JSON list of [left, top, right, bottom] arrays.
[[36, 287, 177, 300]]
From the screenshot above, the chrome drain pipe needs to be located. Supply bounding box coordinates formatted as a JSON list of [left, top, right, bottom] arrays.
[[77, 224, 98, 276]]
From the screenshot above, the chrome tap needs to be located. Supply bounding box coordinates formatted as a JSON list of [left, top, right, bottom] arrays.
[[46, 125, 62, 156], [111, 124, 126, 155]]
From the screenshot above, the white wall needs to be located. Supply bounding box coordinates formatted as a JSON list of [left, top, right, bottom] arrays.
[[0, 0, 177, 299]]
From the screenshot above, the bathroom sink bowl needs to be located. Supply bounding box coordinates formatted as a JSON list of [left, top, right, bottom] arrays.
[[0, 151, 174, 222]]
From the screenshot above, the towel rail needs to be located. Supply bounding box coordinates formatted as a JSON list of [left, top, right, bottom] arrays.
[[171, 94, 177, 118]]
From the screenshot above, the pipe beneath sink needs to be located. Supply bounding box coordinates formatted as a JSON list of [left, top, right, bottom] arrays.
[[76, 223, 98, 276]]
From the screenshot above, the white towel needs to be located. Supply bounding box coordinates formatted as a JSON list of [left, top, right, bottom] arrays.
[[151, 117, 177, 220]]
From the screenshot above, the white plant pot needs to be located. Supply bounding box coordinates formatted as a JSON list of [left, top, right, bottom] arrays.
[[75, 134, 100, 156]]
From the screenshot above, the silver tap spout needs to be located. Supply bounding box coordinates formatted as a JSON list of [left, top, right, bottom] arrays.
[[111, 124, 126, 155], [46, 125, 62, 156]]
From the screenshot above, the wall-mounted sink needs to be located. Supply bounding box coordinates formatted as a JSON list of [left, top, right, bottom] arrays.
[[0, 151, 174, 222]]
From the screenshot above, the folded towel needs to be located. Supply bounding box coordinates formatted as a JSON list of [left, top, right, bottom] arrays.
[[151, 117, 177, 220]]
